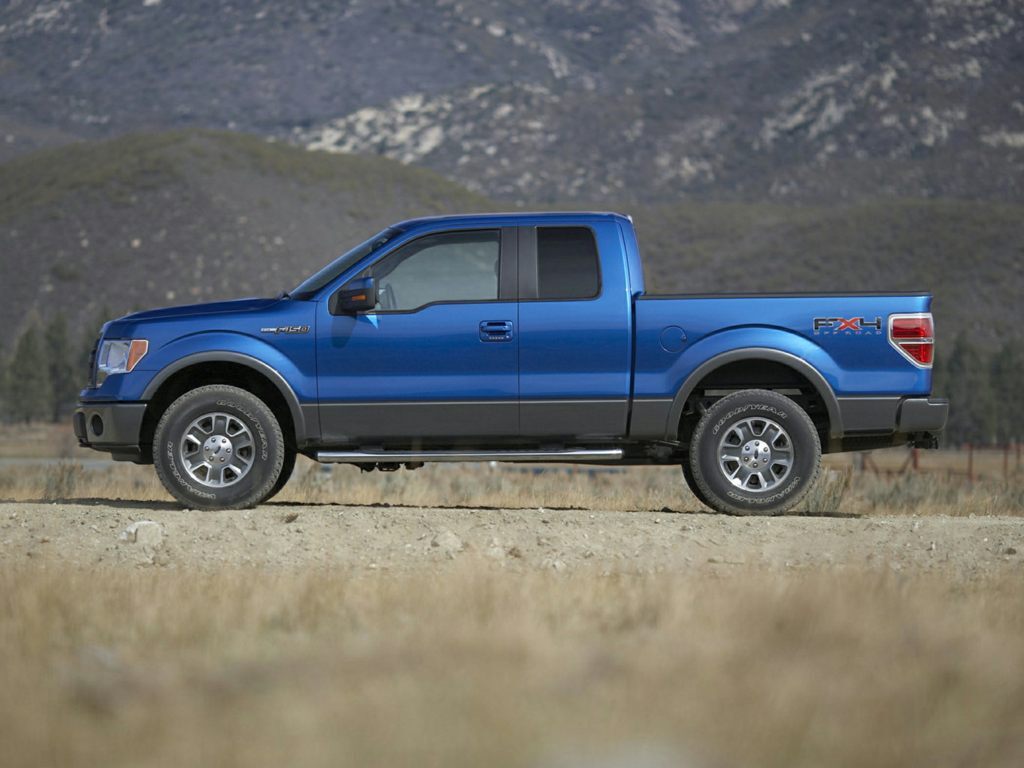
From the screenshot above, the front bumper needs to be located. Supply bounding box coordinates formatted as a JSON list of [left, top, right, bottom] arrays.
[[73, 402, 148, 463]]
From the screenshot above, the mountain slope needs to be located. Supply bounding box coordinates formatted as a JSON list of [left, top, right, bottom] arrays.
[[1, 0, 1022, 203], [633, 200, 1023, 351], [0, 131, 1020, 353], [0, 131, 490, 339]]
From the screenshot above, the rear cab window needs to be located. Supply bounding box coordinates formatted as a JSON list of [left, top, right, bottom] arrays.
[[535, 227, 601, 300]]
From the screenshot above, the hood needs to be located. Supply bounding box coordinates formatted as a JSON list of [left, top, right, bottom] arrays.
[[119, 297, 283, 323]]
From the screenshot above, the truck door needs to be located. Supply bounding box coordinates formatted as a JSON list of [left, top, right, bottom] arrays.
[[517, 221, 633, 439], [316, 227, 519, 444]]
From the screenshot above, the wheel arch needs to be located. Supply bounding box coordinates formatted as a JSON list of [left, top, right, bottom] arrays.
[[667, 348, 843, 442], [139, 352, 312, 458]]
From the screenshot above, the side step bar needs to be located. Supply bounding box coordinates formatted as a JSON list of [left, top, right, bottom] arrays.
[[315, 448, 624, 464]]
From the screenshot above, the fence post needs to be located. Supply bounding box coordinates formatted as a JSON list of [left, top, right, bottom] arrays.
[[966, 443, 974, 484], [1005, 444, 1010, 482]]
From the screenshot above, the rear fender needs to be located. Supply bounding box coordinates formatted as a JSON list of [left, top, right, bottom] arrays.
[[664, 328, 843, 441]]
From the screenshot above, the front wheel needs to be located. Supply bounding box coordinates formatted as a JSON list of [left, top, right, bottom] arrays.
[[688, 389, 820, 516], [264, 446, 297, 502], [153, 385, 286, 510]]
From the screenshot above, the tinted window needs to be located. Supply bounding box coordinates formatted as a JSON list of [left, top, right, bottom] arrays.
[[363, 230, 500, 311], [292, 226, 404, 298], [536, 227, 600, 299]]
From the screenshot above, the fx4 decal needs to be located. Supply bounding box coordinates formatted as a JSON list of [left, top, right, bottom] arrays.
[[812, 316, 883, 335]]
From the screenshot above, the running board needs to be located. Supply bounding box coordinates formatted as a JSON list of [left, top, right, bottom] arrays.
[[315, 448, 624, 464]]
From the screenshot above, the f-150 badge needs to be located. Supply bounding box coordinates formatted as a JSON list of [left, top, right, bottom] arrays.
[[260, 325, 310, 334]]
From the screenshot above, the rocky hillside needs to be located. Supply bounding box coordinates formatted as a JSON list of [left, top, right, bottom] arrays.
[[0, 131, 1020, 353], [1, 0, 1022, 203]]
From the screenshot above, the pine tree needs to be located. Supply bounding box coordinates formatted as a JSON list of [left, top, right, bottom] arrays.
[[45, 312, 79, 421], [2, 321, 53, 423], [990, 338, 1024, 445], [77, 307, 112, 390], [78, 321, 98, 383], [929, 342, 951, 447], [930, 341, 949, 399], [0, 343, 6, 421], [944, 332, 995, 446]]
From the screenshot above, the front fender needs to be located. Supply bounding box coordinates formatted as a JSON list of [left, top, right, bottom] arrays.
[[138, 333, 315, 443], [662, 327, 844, 440]]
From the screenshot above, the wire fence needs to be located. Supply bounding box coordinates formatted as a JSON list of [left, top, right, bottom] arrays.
[[855, 443, 1022, 483]]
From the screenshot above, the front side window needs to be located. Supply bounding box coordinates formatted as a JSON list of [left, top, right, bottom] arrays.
[[536, 227, 600, 300], [361, 230, 501, 311]]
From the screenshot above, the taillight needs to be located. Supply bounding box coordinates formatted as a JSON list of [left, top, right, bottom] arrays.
[[889, 313, 934, 367]]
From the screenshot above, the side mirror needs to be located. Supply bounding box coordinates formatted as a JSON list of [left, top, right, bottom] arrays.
[[330, 277, 377, 314]]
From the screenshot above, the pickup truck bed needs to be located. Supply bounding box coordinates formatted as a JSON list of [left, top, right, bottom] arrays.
[[631, 291, 937, 448]]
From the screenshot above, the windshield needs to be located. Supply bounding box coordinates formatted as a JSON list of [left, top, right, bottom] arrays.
[[291, 226, 405, 299]]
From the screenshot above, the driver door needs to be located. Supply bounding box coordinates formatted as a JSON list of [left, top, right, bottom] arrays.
[[316, 228, 519, 444]]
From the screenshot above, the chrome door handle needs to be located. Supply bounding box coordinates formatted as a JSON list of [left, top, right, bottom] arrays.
[[479, 320, 514, 342]]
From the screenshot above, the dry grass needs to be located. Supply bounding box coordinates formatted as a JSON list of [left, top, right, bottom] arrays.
[[2, 424, 1020, 516], [1, 455, 1021, 517], [0, 422, 80, 459], [1, 562, 1022, 768], [2, 427, 1022, 766]]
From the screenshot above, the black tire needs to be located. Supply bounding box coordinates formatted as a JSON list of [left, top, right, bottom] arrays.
[[680, 460, 714, 510], [688, 389, 820, 516], [264, 447, 297, 502], [153, 385, 285, 510]]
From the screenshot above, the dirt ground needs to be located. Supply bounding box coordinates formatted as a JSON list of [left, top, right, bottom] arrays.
[[3, 497, 1024, 768], [2, 441, 1022, 768], [3, 500, 1021, 578]]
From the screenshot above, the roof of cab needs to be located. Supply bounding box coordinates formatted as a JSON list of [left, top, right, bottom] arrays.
[[391, 211, 632, 232]]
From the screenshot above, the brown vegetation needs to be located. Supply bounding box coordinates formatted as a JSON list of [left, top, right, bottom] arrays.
[[1, 562, 1022, 768], [2, 426, 1021, 767], [1, 452, 1020, 518]]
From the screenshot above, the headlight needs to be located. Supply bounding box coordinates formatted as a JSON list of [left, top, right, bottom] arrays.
[[96, 339, 149, 385]]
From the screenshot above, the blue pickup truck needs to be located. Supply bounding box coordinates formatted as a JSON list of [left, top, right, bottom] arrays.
[[75, 212, 947, 514]]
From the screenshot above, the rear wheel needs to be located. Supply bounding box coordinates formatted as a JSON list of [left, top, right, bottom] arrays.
[[688, 389, 820, 516], [153, 385, 285, 509]]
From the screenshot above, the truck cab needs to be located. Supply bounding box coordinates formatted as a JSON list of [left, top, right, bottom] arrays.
[[76, 212, 947, 514]]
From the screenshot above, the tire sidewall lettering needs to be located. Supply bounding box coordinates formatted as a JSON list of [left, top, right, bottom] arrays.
[[164, 438, 216, 500], [725, 475, 802, 505], [711, 403, 788, 436], [215, 398, 270, 461]]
